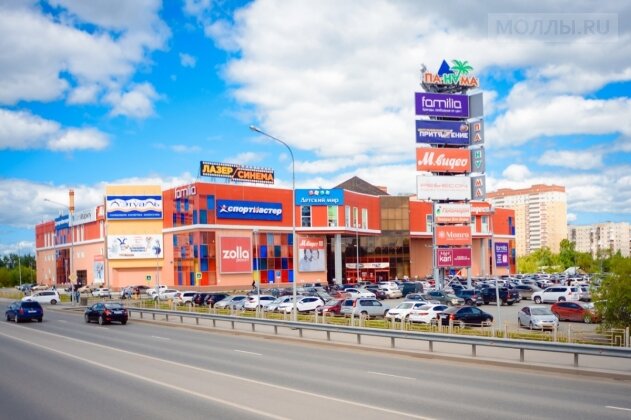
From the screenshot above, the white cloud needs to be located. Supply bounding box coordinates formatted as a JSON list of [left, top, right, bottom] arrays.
[[106, 83, 160, 119], [226, 152, 264, 164], [502, 164, 531, 181], [538, 149, 604, 170], [0, 108, 108, 151], [179, 53, 197, 68], [171, 144, 201, 153], [567, 213, 577, 222], [67, 84, 100, 104]]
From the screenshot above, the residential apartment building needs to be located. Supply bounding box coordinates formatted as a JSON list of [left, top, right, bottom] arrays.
[[487, 184, 567, 256], [568, 222, 630, 258]]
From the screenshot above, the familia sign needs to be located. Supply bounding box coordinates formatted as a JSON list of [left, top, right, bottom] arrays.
[[495, 242, 510, 267], [415, 92, 483, 119]]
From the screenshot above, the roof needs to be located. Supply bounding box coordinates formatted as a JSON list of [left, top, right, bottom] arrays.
[[335, 176, 390, 196]]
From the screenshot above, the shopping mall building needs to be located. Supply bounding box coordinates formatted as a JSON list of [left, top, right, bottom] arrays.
[[35, 177, 516, 290]]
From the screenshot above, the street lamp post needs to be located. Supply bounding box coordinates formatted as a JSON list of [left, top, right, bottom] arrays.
[[249, 125, 297, 321], [355, 223, 360, 282]]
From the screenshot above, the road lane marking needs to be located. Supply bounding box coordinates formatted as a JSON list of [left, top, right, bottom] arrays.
[[234, 350, 262, 356], [607, 406, 631, 412], [368, 371, 415, 380], [151, 335, 170, 340], [0, 326, 434, 419]]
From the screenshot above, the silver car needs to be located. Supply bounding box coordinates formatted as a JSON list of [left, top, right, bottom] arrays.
[[518, 305, 559, 330], [340, 298, 390, 319], [214, 295, 247, 310]]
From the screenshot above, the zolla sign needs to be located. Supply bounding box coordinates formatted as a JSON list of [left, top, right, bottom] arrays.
[[423, 59, 479, 88]]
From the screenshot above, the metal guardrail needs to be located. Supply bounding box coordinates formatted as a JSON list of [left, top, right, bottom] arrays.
[[127, 307, 631, 369]]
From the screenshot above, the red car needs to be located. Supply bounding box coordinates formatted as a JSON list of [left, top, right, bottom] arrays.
[[315, 299, 344, 316], [551, 301, 600, 323]]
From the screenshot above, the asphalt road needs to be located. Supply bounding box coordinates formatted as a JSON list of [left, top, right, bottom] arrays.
[[1, 302, 630, 420]]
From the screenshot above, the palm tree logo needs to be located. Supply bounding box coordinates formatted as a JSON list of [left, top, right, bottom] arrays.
[[451, 60, 473, 77]]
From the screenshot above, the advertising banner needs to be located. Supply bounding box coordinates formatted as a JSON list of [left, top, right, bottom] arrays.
[[107, 235, 163, 259], [220, 236, 252, 274], [470, 120, 484, 145], [298, 237, 326, 272], [417, 175, 471, 201], [216, 200, 283, 221], [415, 120, 471, 146], [435, 225, 472, 246], [470, 175, 486, 200], [295, 189, 344, 206], [495, 242, 510, 267], [436, 248, 472, 268], [415, 92, 469, 118], [470, 147, 485, 173], [434, 203, 471, 224], [106, 195, 163, 220], [200, 161, 274, 184], [93, 255, 104, 285], [416, 147, 471, 173]]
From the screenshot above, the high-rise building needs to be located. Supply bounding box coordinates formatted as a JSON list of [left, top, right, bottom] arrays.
[[487, 184, 567, 256], [568, 222, 630, 258]]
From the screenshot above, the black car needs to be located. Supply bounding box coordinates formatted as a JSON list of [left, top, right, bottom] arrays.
[[438, 306, 493, 327], [364, 286, 387, 300], [400, 281, 424, 296], [192, 293, 210, 306], [5, 301, 43, 323], [453, 289, 483, 306], [84, 302, 128, 325], [478, 287, 519, 305], [204, 293, 230, 307]]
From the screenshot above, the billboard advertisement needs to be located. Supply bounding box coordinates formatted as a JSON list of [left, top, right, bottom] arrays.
[[436, 248, 472, 268], [93, 255, 104, 285], [435, 225, 472, 246], [415, 120, 471, 146], [416, 147, 471, 173], [107, 234, 163, 259], [470, 147, 485, 173], [298, 237, 326, 272], [470, 120, 484, 145], [417, 175, 471, 201], [200, 161, 275, 184], [415, 92, 469, 118], [295, 189, 344, 206], [495, 242, 510, 267], [470, 175, 486, 200], [106, 195, 163, 220], [216, 200, 283, 221], [434, 203, 471, 224], [220, 236, 252, 274]]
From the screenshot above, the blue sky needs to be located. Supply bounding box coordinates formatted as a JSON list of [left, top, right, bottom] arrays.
[[1, 0, 631, 256]]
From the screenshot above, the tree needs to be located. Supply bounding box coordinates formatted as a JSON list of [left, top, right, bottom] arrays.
[[594, 256, 631, 328], [558, 239, 578, 270]]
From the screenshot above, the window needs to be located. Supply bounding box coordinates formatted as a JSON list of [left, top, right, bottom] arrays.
[[301, 206, 312, 227], [353, 207, 359, 228], [327, 206, 338, 227], [345, 206, 351, 227], [361, 208, 368, 229], [426, 215, 433, 233]]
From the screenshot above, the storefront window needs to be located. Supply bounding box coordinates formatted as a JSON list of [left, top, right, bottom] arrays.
[[327, 206, 338, 227], [345, 205, 351, 227], [301, 206, 312, 227]]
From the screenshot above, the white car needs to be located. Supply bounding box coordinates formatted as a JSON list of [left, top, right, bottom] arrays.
[[518, 306, 559, 330], [264, 296, 294, 312], [22, 290, 61, 305], [344, 288, 376, 299], [243, 295, 276, 310], [408, 304, 449, 324], [532, 286, 581, 304], [91, 288, 112, 298], [173, 291, 197, 305], [385, 301, 429, 321], [283, 296, 324, 313], [215, 295, 248, 310], [379, 284, 403, 299], [147, 285, 168, 297], [154, 289, 179, 301]]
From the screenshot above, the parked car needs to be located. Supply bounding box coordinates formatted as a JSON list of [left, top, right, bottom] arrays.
[[378, 283, 403, 299], [22, 290, 60, 305], [5, 301, 43, 323], [551, 301, 600, 323], [174, 291, 197, 305], [514, 284, 542, 300], [405, 293, 434, 302], [244, 295, 276, 310], [438, 306, 493, 327], [385, 301, 429, 321], [408, 304, 448, 324], [84, 302, 128, 325], [192, 292, 211, 306], [205, 293, 230, 308], [423, 290, 464, 306], [400, 281, 424, 296], [344, 288, 376, 299], [315, 299, 345, 316], [283, 296, 324, 313], [214, 295, 247, 310], [265, 296, 294, 312], [532, 286, 581, 304], [92, 288, 112, 298], [517, 306, 559, 330], [154, 289, 179, 301], [478, 287, 518, 305], [147, 285, 167, 296], [364, 286, 387, 300], [453, 289, 483, 306], [578, 286, 592, 302], [340, 298, 390, 319]]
